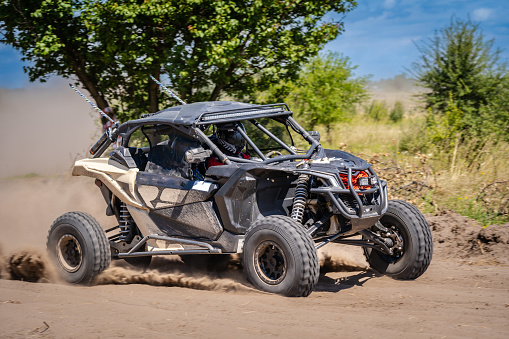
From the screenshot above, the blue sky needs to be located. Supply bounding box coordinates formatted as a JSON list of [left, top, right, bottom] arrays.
[[326, 0, 509, 80], [0, 0, 508, 88]]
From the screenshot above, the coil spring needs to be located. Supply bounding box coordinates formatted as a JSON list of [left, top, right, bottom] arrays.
[[291, 174, 310, 224], [119, 203, 134, 242]]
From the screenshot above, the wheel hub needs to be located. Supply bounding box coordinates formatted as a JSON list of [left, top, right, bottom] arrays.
[[254, 240, 287, 285], [56, 234, 83, 273], [383, 226, 404, 257], [372, 222, 404, 258]]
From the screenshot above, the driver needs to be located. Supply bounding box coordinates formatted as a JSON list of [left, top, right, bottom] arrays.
[[206, 123, 250, 168]]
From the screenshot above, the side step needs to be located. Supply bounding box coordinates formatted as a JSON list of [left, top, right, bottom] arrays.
[[117, 234, 222, 259]]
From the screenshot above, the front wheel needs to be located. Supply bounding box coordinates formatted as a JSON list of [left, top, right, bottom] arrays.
[[243, 215, 319, 297], [47, 212, 111, 284], [364, 200, 433, 280]]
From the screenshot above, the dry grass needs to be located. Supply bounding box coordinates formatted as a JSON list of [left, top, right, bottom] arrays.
[[315, 118, 410, 154]]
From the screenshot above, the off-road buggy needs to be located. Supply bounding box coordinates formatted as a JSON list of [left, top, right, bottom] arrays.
[[48, 101, 433, 297]]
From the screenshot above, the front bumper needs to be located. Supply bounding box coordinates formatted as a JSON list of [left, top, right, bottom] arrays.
[[297, 163, 389, 221]]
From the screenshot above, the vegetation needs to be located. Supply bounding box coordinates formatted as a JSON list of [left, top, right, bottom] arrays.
[[0, 0, 357, 121], [366, 100, 388, 121], [316, 113, 509, 226], [389, 101, 404, 123], [301, 21, 509, 225], [363, 99, 406, 123], [256, 52, 369, 142], [411, 17, 509, 151], [329, 17, 509, 225]]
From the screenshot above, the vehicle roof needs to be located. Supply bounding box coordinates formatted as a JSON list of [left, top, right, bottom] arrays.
[[118, 101, 291, 133]]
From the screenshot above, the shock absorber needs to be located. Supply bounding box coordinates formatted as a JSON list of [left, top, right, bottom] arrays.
[[118, 202, 134, 242], [291, 174, 310, 224]]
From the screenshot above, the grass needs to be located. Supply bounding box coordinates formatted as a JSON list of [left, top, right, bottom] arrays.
[[315, 111, 509, 226]]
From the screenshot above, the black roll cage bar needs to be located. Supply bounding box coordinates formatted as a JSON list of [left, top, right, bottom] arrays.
[[192, 104, 321, 165]]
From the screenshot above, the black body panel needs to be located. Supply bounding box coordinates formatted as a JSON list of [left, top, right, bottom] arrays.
[[149, 201, 223, 240], [212, 164, 296, 235]]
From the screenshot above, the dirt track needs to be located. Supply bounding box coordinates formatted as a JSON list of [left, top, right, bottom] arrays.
[[1, 175, 508, 338]]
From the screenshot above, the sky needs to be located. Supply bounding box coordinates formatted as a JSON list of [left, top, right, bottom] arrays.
[[0, 0, 508, 88], [326, 0, 509, 80]]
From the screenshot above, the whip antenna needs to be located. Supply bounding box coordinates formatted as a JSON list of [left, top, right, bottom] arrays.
[[69, 84, 117, 125], [150, 75, 186, 105]]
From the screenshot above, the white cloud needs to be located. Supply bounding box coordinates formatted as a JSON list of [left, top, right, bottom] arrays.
[[383, 0, 397, 10], [472, 8, 492, 21]]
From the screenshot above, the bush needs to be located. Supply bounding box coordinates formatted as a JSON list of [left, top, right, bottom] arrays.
[[389, 101, 404, 122], [366, 100, 388, 121], [254, 52, 369, 143], [411, 17, 508, 151]]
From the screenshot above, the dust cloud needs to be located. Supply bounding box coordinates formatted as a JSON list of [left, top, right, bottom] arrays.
[[96, 264, 254, 293], [318, 245, 369, 273], [0, 78, 99, 179], [7, 249, 49, 282], [0, 245, 368, 293], [367, 73, 423, 109], [1, 248, 254, 293]]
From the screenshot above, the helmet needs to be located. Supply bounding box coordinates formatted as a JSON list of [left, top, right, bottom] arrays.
[[216, 123, 246, 156]]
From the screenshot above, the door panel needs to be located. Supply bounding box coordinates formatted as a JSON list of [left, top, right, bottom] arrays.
[[135, 171, 222, 240]]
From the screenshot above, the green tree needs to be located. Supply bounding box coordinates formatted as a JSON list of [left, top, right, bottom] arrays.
[[411, 17, 508, 143], [0, 0, 111, 109], [258, 52, 368, 142], [0, 0, 357, 121]]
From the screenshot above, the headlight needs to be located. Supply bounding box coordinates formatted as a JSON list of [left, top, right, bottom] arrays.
[[357, 177, 370, 186], [340, 171, 375, 190]]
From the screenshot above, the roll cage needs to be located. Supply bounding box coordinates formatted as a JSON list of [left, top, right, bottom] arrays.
[[193, 117, 322, 166], [121, 103, 322, 166]]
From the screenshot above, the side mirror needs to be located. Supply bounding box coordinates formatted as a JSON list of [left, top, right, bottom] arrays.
[[184, 147, 212, 163], [309, 131, 321, 142]]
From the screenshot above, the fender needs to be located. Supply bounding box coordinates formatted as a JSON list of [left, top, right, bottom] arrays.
[[72, 158, 146, 210]]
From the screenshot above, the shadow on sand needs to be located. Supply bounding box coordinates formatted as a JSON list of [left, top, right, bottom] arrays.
[[315, 271, 382, 293]]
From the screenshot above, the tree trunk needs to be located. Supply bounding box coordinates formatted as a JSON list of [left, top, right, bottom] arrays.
[[209, 62, 237, 101], [75, 70, 108, 109], [64, 46, 108, 109], [148, 68, 160, 113], [209, 83, 224, 101]]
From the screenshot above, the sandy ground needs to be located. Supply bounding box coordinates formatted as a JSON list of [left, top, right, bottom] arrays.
[[0, 174, 508, 339]]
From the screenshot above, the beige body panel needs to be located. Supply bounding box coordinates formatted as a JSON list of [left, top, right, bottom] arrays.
[[72, 158, 147, 210]]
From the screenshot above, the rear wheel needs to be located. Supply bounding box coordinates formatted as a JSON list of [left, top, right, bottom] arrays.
[[364, 200, 433, 280], [243, 215, 319, 297], [47, 212, 111, 284]]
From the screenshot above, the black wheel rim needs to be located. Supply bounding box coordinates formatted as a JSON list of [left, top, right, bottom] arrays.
[[254, 240, 287, 285], [56, 234, 83, 273]]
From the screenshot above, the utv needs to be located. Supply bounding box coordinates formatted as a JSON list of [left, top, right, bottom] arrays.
[[47, 101, 432, 297]]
